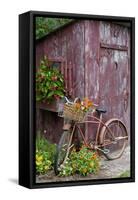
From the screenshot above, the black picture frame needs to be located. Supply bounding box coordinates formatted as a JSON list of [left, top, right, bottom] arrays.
[[19, 11, 135, 189]]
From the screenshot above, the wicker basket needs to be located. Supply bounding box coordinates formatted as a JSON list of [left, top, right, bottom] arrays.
[[63, 104, 86, 122]]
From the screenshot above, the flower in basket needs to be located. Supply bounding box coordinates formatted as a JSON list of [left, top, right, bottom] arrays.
[[74, 97, 94, 112], [75, 102, 81, 110]]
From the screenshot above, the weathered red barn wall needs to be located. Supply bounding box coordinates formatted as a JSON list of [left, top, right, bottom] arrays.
[[85, 21, 130, 140], [36, 20, 130, 143], [36, 20, 85, 143]]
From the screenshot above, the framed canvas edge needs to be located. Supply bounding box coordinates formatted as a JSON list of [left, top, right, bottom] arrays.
[[19, 10, 135, 189], [19, 12, 32, 188]]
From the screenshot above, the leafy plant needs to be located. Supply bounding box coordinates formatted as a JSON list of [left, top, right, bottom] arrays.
[[59, 145, 100, 176], [36, 17, 73, 40], [36, 133, 56, 174], [36, 150, 52, 174], [36, 57, 65, 103]]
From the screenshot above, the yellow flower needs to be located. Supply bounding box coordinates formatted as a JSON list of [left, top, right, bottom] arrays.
[[72, 164, 77, 169], [36, 154, 39, 161], [82, 168, 87, 173], [81, 106, 85, 110], [89, 161, 94, 168], [44, 165, 49, 170], [36, 160, 42, 166], [36, 155, 43, 162]]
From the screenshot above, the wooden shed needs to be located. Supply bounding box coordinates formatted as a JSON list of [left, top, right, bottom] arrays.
[[36, 20, 130, 143]]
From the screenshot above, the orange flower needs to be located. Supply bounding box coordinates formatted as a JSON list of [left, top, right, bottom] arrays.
[[74, 97, 93, 112], [92, 153, 97, 159], [75, 102, 81, 109], [88, 101, 93, 107], [82, 98, 93, 109]]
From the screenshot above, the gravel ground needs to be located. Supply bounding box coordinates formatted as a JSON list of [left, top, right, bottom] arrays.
[[36, 146, 130, 183]]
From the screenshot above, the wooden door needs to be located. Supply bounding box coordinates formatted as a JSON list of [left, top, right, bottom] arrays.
[[99, 22, 130, 134]]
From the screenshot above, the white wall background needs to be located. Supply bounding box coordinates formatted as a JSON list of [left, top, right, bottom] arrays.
[[0, 0, 137, 199]]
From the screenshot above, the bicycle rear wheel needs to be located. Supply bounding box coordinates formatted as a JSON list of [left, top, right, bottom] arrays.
[[54, 130, 73, 175], [99, 119, 128, 160]]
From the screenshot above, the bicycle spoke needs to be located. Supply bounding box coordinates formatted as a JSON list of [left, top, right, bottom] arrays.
[[115, 136, 128, 140]]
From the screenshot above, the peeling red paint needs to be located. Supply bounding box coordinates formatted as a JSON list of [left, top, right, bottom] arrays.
[[36, 20, 130, 143]]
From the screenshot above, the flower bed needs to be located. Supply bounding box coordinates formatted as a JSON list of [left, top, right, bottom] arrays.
[[59, 145, 100, 177]]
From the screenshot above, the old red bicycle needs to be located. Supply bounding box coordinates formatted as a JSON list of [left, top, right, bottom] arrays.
[[54, 97, 128, 175]]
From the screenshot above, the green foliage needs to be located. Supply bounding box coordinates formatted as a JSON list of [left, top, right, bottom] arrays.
[[59, 146, 100, 177], [36, 17, 73, 39], [36, 150, 52, 174], [36, 56, 65, 103], [36, 133, 56, 174], [117, 170, 130, 178]]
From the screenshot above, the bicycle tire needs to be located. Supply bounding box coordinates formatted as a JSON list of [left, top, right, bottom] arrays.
[[54, 130, 73, 175], [99, 118, 128, 160]]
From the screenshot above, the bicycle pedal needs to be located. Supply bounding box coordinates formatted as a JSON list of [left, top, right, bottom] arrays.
[[97, 147, 110, 154], [103, 149, 110, 154]]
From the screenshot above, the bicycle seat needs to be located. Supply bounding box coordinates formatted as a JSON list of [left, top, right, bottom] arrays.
[[96, 108, 107, 114]]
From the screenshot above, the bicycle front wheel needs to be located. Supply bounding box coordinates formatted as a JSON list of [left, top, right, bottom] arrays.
[[54, 130, 73, 175], [99, 119, 128, 160]]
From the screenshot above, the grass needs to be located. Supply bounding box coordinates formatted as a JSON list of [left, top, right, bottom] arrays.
[[117, 170, 130, 178]]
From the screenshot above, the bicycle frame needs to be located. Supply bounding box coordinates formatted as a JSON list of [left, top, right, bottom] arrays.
[[61, 96, 120, 151], [59, 105, 128, 167], [66, 111, 116, 150]]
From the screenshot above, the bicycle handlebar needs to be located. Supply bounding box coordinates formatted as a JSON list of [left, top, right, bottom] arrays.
[[64, 96, 74, 104]]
